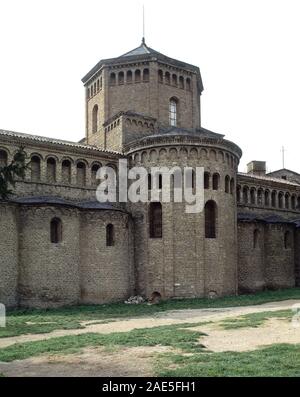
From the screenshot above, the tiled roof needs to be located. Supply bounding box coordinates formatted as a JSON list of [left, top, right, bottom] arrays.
[[267, 168, 300, 177], [0, 129, 121, 155], [7, 196, 126, 212], [238, 172, 300, 187], [81, 40, 203, 89], [238, 211, 300, 226], [140, 126, 224, 141]]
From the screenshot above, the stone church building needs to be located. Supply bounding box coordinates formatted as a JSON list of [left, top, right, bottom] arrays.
[[1, 40, 300, 308]]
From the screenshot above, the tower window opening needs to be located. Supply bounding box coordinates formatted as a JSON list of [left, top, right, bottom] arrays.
[[158, 70, 163, 83], [50, 217, 62, 244], [186, 77, 191, 90], [169, 98, 177, 127], [253, 229, 260, 249], [127, 70, 133, 83], [205, 200, 217, 238], [179, 76, 184, 89], [149, 202, 162, 238], [106, 224, 115, 246], [92, 104, 98, 133], [143, 68, 149, 82], [118, 71, 124, 85], [165, 72, 170, 85], [284, 231, 291, 249], [110, 72, 116, 86], [135, 69, 141, 83]]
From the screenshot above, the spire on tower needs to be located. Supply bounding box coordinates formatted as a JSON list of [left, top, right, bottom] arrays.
[[142, 4, 146, 45]]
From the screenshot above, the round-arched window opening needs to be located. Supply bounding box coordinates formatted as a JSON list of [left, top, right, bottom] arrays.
[[50, 217, 62, 244]]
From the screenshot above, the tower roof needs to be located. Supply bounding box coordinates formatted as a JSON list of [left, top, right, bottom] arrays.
[[119, 39, 163, 58], [81, 39, 203, 92]]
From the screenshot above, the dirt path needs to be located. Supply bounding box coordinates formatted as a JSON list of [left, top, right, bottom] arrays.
[[0, 346, 171, 377], [190, 317, 300, 352], [0, 299, 299, 349]]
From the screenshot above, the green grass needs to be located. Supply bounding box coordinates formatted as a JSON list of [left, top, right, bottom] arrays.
[[220, 309, 292, 330], [2, 287, 300, 338], [0, 323, 206, 362], [157, 344, 300, 377]]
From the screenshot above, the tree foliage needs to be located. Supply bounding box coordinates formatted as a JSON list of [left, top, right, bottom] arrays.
[[0, 147, 28, 199]]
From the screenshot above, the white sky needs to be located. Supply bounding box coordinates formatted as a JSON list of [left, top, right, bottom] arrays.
[[0, 0, 299, 173]]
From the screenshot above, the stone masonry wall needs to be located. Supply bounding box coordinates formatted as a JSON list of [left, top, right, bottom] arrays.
[[79, 210, 134, 304], [0, 204, 19, 307], [128, 142, 240, 299], [264, 223, 295, 289], [237, 222, 265, 293], [18, 206, 81, 308]]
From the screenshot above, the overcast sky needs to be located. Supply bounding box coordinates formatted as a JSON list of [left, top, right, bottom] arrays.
[[0, 0, 299, 173]]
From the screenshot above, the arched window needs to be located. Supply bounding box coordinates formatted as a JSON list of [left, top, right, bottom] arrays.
[[149, 202, 162, 238], [127, 70, 133, 84], [257, 189, 263, 205], [250, 188, 256, 204], [237, 185, 241, 202], [76, 162, 86, 186], [186, 77, 191, 91], [165, 71, 170, 85], [205, 200, 217, 238], [46, 157, 56, 183], [243, 186, 249, 204], [158, 174, 162, 189], [97, 79, 99, 91], [225, 175, 230, 193], [143, 68, 149, 82], [271, 191, 277, 207], [204, 172, 210, 189], [278, 192, 284, 209], [0, 150, 8, 167], [30, 155, 41, 181], [169, 98, 177, 126], [158, 70, 163, 83], [91, 85, 94, 96], [100, 77, 103, 89], [297, 197, 300, 210], [284, 231, 291, 249], [291, 195, 296, 210], [92, 105, 98, 133], [179, 76, 184, 89], [230, 178, 235, 195], [285, 193, 290, 209], [110, 72, 116, 86], [212, 173, 219, 190], [148, 173, 152, 190], [135, 69, 141, 83], [50, 218, 62, 244], [172, 74, 177, 86], [106, 224, 114, 246], [118, 71, 124, 85], [62, 160, 71, 184], [91, 163, 100, 186], [253, 229, 260, 249], [265, 190, 270, 207], [86, 88, 90, 99]]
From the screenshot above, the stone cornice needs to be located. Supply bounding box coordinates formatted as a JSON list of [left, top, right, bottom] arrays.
[[0, 129, 121, 160], [124, 135, 242, 159], [237, 173, 300, 190]]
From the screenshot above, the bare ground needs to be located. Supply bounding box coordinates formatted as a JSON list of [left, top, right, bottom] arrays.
[[0, 299, 299, 377], [0, 299, 299, 349], [190, 317, 300, 352], [0, 346, 172, 377]]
